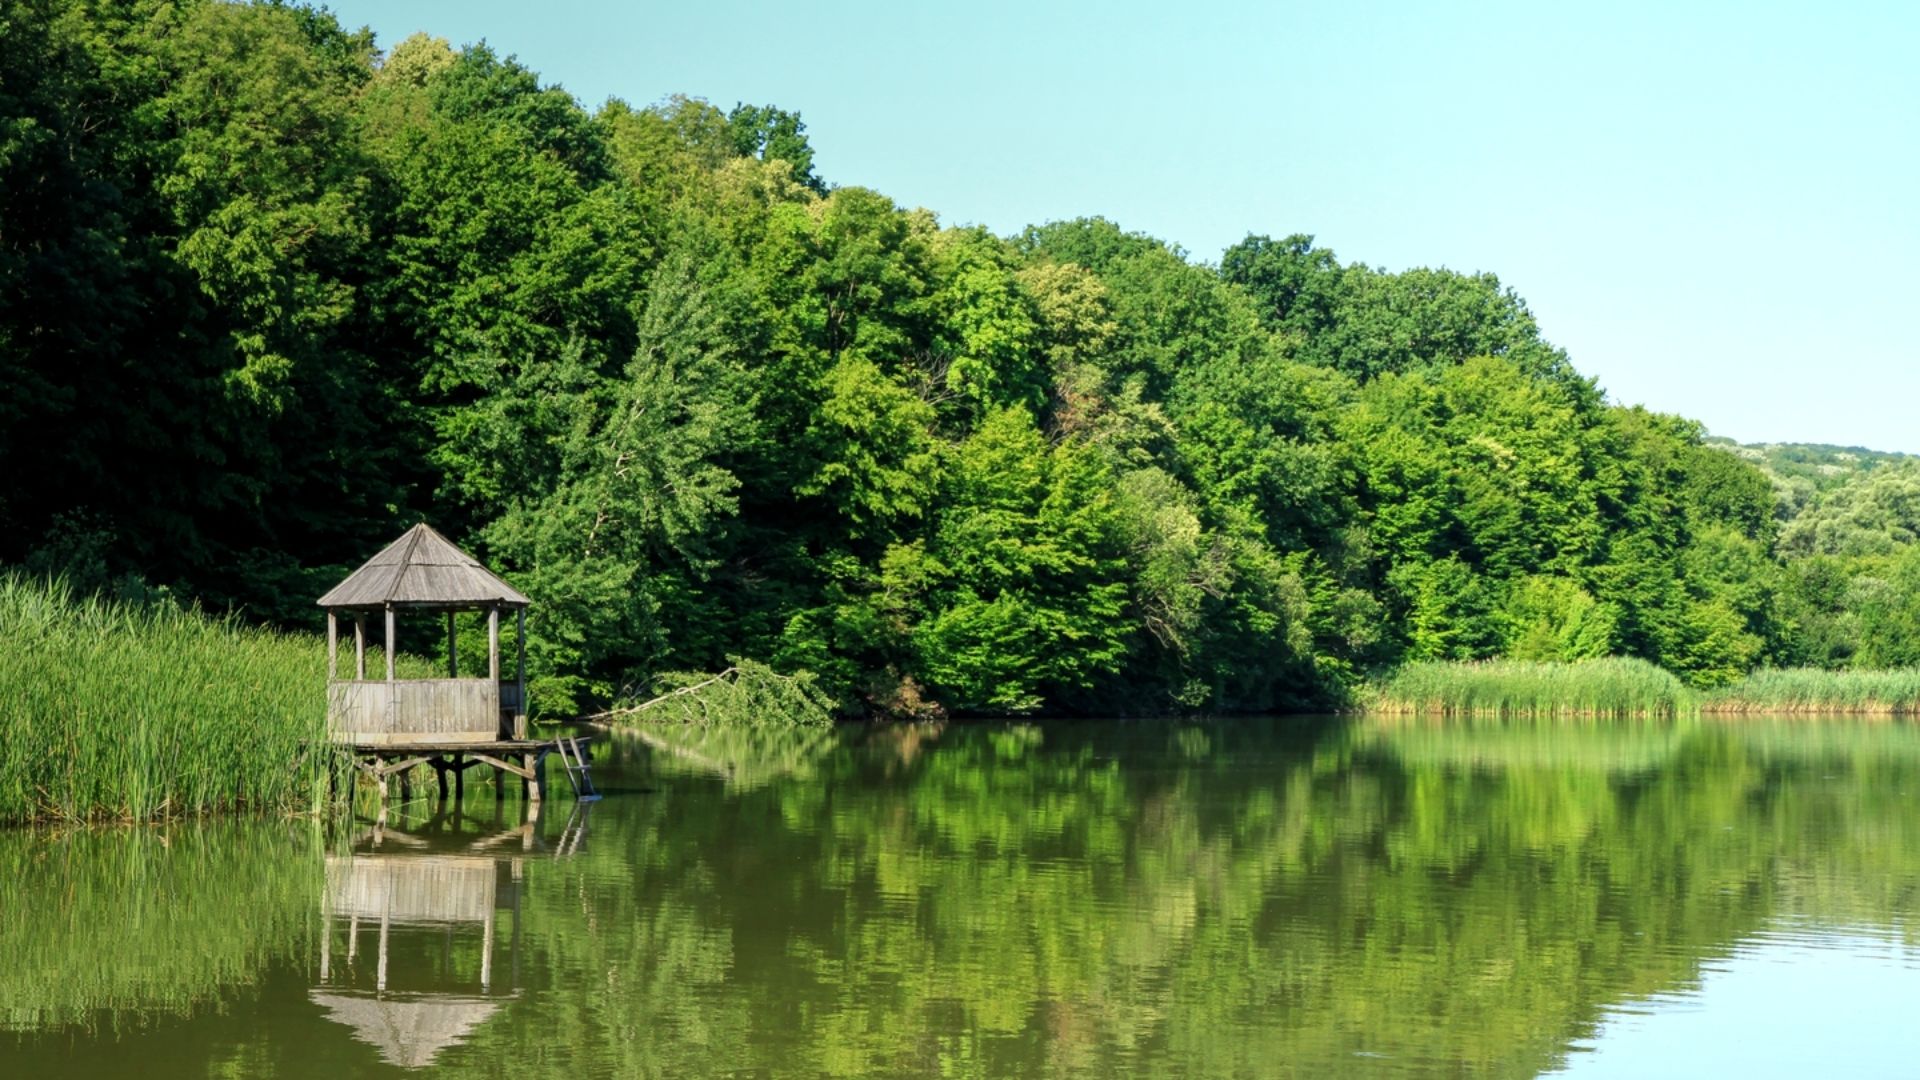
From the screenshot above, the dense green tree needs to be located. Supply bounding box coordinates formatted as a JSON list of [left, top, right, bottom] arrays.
[[726, 102, 825, 193], [3, 0, 1892, 714]]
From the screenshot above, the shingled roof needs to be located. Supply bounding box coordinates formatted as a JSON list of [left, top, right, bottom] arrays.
[[317, 523, 530, 610]]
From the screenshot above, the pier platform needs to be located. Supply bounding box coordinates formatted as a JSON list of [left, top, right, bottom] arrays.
[[341, 737, 590, 804]]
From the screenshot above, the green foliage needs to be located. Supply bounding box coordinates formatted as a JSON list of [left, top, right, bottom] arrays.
[[725, 102, 825, 193], [603, 658, 836, 729], [4, 0, 1906, 718], [1779, 462, 1920, 557], [891, 409, 1133, 713]]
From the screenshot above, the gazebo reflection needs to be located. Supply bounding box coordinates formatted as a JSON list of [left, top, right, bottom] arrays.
[[312, 804, 589, 1069]]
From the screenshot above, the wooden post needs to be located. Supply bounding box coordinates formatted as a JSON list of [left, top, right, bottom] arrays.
[[354, 617, 366, 680], [488, 605, 500, 683], [447, 611, 457, 678], [327, 612, 338, 679], [515, 609, 527, 740], [384, 605, 396, 682], [455, 754, 466, 801]]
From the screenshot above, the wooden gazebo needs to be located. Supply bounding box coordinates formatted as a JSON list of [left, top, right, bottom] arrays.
[[320, 524, 587, 804], [320, 523, 530, 745]]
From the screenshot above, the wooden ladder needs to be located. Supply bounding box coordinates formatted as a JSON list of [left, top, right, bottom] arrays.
[[555, 736, 601, 801]]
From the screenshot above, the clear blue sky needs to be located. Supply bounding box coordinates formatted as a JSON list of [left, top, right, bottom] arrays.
[[324, 0, 1920, 452]]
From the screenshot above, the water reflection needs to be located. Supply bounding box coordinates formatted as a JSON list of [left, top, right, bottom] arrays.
[[4, 718, 1920, 1077], [310, 809, 583, 1069]]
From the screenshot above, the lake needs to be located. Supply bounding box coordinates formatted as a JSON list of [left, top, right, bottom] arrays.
[[4, 716, 1919, 1077]]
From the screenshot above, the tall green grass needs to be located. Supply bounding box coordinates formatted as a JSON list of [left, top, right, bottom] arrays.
[[1371, 658, 1920, 718], [1368, 657, 1695, 719], [1706, 667, 1920, 715], [0, 575, 332, 824]]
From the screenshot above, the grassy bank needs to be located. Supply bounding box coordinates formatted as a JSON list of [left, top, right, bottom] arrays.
[[1369, 658, 1920, 718], [1703, 667, 1920, 715], [0, 576, 332, 824], [1367, 658, 1696, 719]]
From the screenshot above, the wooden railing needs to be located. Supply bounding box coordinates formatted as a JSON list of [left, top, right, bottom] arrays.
[[327, 679, 501, 745]]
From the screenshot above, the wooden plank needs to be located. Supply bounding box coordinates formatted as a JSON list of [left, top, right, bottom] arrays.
[[468, 753, 535, 781], [327, 679, 501, 744]]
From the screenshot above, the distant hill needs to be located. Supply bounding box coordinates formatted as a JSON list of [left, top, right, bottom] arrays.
[[1706, 438, 1917, 523], [1706, 438, 1915, 492]]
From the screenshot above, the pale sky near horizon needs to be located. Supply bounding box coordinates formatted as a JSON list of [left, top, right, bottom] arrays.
[[322, 0, 1920, 453]]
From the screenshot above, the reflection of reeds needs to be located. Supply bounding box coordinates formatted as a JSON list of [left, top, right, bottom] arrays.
[[0, 822, 321, 1031], [1367, 658, 1693, 719], [0, 576, 337, 824]]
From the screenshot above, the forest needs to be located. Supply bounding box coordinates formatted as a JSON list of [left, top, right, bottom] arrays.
[[8, 0, 1920, 718]]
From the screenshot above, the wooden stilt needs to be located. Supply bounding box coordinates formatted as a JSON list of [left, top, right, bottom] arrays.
[[435, 760, 449, 801], [455, 754, 466, 801]]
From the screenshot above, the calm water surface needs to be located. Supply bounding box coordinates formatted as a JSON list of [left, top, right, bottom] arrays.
[[4, 717, 1920, 1077]]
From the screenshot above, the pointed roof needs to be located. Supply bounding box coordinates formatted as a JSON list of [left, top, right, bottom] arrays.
[[310, 990, 501, 1069], [317, 524, 530, 610]]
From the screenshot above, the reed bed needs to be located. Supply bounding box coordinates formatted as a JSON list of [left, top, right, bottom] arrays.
[[1705, 667, 1920, 715], [1367, 657, 1695, 719], [0, 575, 332, 824]]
